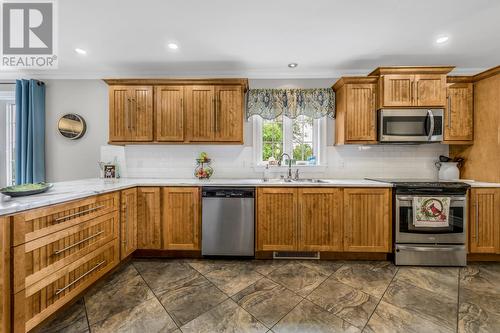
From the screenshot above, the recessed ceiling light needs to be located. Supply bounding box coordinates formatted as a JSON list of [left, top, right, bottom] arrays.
[[436, 36, 449, 44], [74, 48, 87, 55], [167, 43, 179, 50], [288, 63, 298, 68]]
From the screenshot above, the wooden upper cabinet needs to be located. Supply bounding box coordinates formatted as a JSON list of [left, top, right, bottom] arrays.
[[130, 86, 154, 140], [215, 85, 244, 142], [256, 188, 298, 251], [346, 83, 377, 142], [121, 188, 138, 259], [186, 85, 215, 142], [162, 187, 200, 250], [109, 86, 131, 142], [414, 74, 446, 106], [469, 188, 500, 254], [298, 188, 343, 251], [371, 67, 453, 108], [137, 187, 162, 249], [332, 77, 378, 145], [109, 86, 153, 142], [445, 83, 473, 142], [110, 86, 153, 142], [106, 79, 247, 144], [343, 188, 391, 252], [381, 75, 414, 107], [155, 86, 185, 141]]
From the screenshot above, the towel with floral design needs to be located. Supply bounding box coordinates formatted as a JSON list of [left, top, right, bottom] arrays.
[[413, 197, 450, 227]]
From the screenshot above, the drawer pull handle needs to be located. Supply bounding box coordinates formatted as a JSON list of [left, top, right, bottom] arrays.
[[55, 260, 106, 296], [53, 230, 105, 255], [55, 205, 105, 222]]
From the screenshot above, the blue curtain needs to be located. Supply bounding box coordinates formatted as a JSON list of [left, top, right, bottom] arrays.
[[15, 79, 46, 184]]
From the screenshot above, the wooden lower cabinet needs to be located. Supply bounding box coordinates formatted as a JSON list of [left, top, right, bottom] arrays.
[[343, 188, 391, 252], [137, 187, 162, 249], [469, 188, 500, 254], [11, 192, 119, 247], [257, 187, 391, 253], [257, 188, 298, 251], [121, 188, 138, 259], [12, 211, 119, 294], [14, 240, 119, 333], [1, 217, 11, 333], [298, 188, 343, 251], [162, 187, 200, 250]]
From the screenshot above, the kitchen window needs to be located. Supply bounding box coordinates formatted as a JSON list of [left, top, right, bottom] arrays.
[[253, 115, 325, 166]]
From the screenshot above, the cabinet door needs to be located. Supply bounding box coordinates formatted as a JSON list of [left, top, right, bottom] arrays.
[[381, 75, 414, 107], [162, 187, 200, 250], [346, 84, 377, 142], [445, 83, 473, 141], [129, 86, 154, 141], [155, 86, 185, 141], [109, 86, 131, 142], [0, 217, 10, 333], [121, 188, 137, 259], [414, 74, 446, 106], [215, 85, 243, 142], [186, 85, 215, 141], [298, 188, 343, 251], [137, 187, 162, 249], [469, 189, 500, 254], [256, 188, 298, 251], [344, 188, 391, 252]]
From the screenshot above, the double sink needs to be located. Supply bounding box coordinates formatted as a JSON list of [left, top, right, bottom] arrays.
[[262, 178, 330, 184]]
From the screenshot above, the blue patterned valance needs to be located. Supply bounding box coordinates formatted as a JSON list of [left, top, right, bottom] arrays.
[[246, 88, 335, 120]]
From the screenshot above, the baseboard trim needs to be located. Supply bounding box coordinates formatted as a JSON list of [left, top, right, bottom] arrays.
[[256, 251, 391, 260], [467, 253, 500, 262]]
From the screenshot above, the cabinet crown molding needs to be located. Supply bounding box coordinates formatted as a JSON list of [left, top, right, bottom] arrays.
[[103, 78, 249, 91], [368, 66, 455, 76], [331, 76, 378, 91]]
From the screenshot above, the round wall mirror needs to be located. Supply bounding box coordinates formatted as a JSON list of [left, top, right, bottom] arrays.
[[58, 114, 87, 140]]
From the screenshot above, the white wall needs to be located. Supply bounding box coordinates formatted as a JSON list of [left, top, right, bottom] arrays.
[[45, 80, 108, 182], [42, 79, 448, 182]]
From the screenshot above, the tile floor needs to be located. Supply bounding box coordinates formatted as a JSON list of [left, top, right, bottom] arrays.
[[34, 259, 500, 333]]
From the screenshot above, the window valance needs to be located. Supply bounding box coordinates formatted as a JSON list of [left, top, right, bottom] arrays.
[[246, 88, 335, 120]]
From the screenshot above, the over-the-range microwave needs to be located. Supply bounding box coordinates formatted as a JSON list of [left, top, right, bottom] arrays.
[[378, 109, 444, 143]]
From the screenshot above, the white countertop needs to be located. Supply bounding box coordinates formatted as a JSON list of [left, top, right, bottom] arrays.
[[1, 177, 498, 216], [0, 178, 390, 216]]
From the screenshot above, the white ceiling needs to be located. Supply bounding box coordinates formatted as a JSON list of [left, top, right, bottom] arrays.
[[1, 0, 500, 79]]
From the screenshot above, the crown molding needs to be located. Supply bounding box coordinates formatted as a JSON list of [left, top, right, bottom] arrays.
[[0, 67, 491, 80]]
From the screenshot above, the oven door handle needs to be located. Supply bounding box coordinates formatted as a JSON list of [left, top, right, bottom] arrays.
[[397, 245, 465, 252], [397, 196, 466, 202], [427, 109, 435, 141]]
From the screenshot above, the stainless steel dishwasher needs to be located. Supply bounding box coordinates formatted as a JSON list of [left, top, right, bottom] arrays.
[[202, 187, 255, 256]]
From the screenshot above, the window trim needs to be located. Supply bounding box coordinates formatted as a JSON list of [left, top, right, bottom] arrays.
[[252, 116, 327, 168], [5, 102, 16, 186]]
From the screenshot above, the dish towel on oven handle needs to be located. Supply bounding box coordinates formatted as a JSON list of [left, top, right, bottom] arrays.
[[413, 197, 451, 227]]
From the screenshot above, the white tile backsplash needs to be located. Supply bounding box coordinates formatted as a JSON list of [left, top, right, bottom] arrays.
[[103, 142, 447, 180]]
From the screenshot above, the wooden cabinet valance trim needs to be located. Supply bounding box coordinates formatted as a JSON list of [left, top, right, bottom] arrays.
[[104, 78, 248, 91]]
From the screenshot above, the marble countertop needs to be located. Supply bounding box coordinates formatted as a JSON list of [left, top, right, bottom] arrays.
[[1, 177, 499, 216]]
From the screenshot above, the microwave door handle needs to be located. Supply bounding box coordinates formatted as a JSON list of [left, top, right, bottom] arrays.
[[427, 109, 435, 141]]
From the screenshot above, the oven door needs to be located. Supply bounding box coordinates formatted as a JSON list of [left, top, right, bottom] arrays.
[[379, 109, 443, 143], [396, 195, 466, 244]]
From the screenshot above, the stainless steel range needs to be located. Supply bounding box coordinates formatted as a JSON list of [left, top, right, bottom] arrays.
[[370, 179, 470, 266]]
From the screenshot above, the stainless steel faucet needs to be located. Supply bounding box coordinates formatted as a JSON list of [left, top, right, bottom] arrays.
[[278, 153, 293, 180]]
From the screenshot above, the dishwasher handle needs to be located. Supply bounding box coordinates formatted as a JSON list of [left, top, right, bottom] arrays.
[[202, 187, 255, 198]]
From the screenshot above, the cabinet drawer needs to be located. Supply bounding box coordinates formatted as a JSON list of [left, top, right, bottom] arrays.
[[13, 211, 119, 293], [13, 240, 119, 333], [12, 192, 119, 246]]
